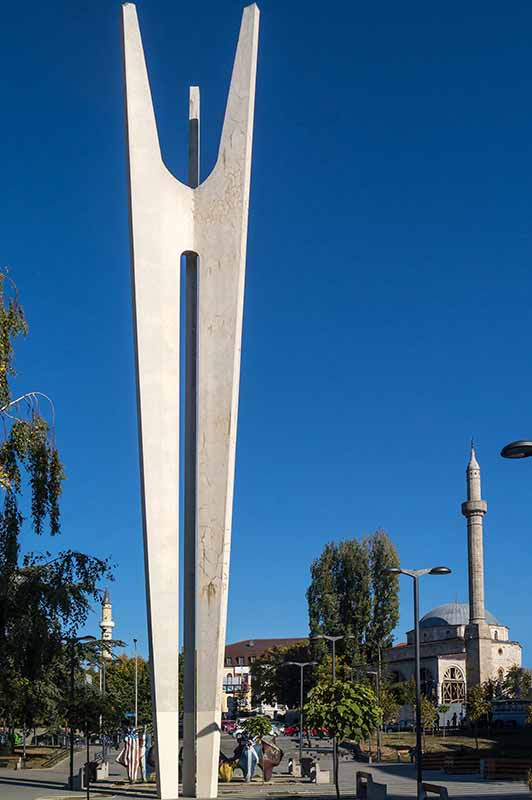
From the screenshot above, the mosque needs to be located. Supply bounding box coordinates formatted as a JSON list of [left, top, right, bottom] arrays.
[[383, 444, 521, 709]]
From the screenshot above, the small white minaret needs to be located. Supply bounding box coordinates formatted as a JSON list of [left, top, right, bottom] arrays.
[[99, 588, 115, 660], [461, 442, 492, 686]]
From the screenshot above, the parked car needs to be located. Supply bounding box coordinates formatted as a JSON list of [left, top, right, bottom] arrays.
[[283, 724, 300, 737]]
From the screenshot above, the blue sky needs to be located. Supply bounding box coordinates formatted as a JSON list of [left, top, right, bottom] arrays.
[[1, 0, 532, 663]]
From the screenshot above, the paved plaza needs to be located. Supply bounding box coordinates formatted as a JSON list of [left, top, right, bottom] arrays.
[[0, 735, 530, 800]]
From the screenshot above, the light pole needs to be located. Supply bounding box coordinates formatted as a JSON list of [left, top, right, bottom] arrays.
[[312, 635, 344, 782], [500, 440, 532, 459], [64, 635, 96, 790], [285, 661, 317, 763], [366, 667, 382, 761], [133, 638, 138, 730], [385, 567, 451, 800]]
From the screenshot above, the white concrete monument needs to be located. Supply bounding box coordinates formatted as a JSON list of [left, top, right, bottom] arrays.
[[122, 4, 259, 798]]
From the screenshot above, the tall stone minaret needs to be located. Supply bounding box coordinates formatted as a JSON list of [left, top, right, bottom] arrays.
[[461, 442, 492, 686], [99, 588, 115, 660]]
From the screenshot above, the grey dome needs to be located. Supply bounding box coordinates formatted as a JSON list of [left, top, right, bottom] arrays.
[[420, 602, 501, 628]]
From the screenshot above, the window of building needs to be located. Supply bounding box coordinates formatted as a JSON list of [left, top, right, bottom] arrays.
[[494, 631, 499, 640], [498, 648, 503, 656], [237, 656, 245, 665], [225, 657, 232, 666], [441, 666, 466, 704], [249, 656, 256, 663]]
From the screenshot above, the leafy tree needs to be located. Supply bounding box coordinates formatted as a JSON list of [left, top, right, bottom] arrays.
[[0, 273, 112, 729], [393, 676, 416, 708], [314, 654, 354, 684], [305, 680, 380, 799], [503, 666, 532, 699], [307, 530, 399, 666], [420, 696, 438, 745], [380, 683, 400, 727], [241, 716, 271, 739], [251, 642, 313, 709], [467, 684, 490, 750], [366, 531, 400, 664], [104, 655, 152, 729]]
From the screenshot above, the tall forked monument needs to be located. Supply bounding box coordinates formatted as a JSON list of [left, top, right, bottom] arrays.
[[462, 443, 492, 686], [122, 4, 259, 799]]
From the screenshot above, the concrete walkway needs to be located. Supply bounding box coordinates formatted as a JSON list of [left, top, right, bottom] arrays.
[[0, 744, 530, 800]]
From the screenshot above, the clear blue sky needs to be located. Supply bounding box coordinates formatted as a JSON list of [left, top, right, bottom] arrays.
[[1, 1, 532, 663]]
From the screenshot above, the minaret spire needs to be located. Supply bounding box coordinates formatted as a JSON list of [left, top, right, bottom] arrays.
[[461, 442, 492, 686], [99, 587, 115, 660], [462, 441, 486, 620]]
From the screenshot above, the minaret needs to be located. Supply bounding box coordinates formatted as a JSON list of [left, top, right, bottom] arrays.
[[461, 442, 492, 686], [99, 588, 115, 660]]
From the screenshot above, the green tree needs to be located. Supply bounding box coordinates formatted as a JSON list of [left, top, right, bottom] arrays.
[[305, 680, 380, 799], [241, 716, 272, 739], [467, 685, 490, 750], [503, 666, 532, 699], [380, 683, 400, 727], [307, 531, 399, 666], [366, 530, 400, 664], [0, 273, 112, 730], [251, 642, 313, 709], [420, 696, 438, 746], [104, 655, 152, 728]]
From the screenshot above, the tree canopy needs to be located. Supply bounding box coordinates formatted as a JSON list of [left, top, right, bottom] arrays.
[[251, 642, 314, 709], [0, 273, 112, 730], [307, 529, 399, 665]]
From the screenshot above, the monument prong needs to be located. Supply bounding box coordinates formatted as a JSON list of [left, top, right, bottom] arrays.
[[183, 85, 200, 798], [123, 4, 259, 798]]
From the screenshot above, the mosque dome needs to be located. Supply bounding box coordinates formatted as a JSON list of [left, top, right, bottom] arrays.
[[420, 602, 501, 628]]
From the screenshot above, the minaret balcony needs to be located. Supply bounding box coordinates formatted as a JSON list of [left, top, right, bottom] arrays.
[[461, 499, 487, 516]]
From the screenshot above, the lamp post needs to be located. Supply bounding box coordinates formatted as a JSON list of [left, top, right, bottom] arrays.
[[312, 635, 344, 782], [385, 567, 451, 800], [64, 635, 96, 790], [133, 639, 138, 729], [366, 667, 382, 761], [285, 661, 317, 763], [500, 440, 532, 459]]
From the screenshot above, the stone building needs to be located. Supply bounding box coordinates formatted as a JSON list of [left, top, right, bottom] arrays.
[[222, 637, 306, 715], [383, 444, 521, 710]]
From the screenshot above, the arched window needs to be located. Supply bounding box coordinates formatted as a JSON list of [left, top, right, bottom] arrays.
[[441, 666, 466, 704], [494, 630, 499, 640]]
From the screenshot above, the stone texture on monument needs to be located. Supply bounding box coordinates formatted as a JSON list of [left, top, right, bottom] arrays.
[[122, 4, 259, 798]]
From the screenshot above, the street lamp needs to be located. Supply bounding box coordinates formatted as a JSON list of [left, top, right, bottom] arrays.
[[385, 567, 451, 800], [63, 635, 96, 790], [312, 635, 346, 782], [500, 440, 532, 459], [285, 661, 317, 763]]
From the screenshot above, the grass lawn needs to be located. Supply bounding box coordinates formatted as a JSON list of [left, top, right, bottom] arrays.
[[362, 729, 532, 761]]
